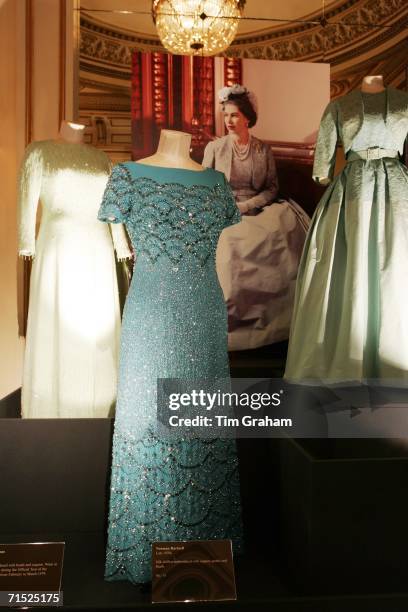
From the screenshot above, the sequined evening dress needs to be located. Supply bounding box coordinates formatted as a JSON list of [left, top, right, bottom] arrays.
[[18, 141, 131, 417], [98, 162, 243, 584], [285, 88, 408, 383]]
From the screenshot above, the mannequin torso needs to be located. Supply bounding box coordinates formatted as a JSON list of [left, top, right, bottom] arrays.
[[137, 130, 204, 171], [317, 75, 386, 184]]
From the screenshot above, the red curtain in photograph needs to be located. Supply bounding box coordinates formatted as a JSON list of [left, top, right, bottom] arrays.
[[191, 56, 215, 160], [131, 52, 175, 158], [131, 52, 243, 161]]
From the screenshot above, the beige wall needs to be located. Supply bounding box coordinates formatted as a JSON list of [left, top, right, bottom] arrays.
[[0, 0, 77, 399], [32, 0, 62, 139], [0, 0, 25, 398], [244, 59, 329, 143]]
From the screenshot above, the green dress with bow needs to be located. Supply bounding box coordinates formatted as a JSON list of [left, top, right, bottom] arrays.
[[285, 87, 408, 383]]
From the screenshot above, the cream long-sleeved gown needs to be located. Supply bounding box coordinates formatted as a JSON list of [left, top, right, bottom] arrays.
[[18, 140, 131, 418]]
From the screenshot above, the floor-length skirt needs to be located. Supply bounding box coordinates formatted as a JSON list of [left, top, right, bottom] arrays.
[[285, 157, 408, 383], [22, 221, 121, 418], [105, 256, 243, 584], [217, 199, 310, 350]]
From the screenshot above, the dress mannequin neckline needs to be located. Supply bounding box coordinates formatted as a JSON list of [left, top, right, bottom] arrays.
[[54, 139, 87, 145], [137, 130, 204, 171], [361, 88, 387, 95], [133, 161, 211, 173]]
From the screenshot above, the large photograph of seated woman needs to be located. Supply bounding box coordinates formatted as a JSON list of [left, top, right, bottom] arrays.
[[203, 85, 310, 351]]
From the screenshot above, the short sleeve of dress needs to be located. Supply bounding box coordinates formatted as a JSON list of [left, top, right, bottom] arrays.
[[221, 172, 241, 229], [98, 163, 133, 224]]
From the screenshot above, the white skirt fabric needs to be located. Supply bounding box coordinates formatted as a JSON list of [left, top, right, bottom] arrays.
[[216, 199, 310, 350], [18, 141, 131, 418], [22, 221, 122, 418]]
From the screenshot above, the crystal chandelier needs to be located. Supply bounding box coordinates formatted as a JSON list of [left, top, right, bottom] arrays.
[[152, 0, 246, 56]]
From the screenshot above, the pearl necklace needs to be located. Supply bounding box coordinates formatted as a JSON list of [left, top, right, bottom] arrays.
[[232, 135, 251, 161]]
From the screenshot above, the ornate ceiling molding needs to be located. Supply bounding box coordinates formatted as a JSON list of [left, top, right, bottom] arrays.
[[232, 0, 407, 64], [78, 1, 407, 152], [80, 0, 407, 72], [80, 0, 407, 105], [80, 15, 160, 74], [231, 0, 404, 42]]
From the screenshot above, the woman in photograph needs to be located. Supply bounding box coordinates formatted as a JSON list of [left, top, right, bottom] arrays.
[[203, 85, 310, 351]]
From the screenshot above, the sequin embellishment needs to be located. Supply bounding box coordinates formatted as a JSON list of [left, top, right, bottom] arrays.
[[99, 163, 243, 584], [98, 164, 240, 264]]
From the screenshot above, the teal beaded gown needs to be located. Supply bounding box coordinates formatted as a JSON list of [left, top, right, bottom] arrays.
[[98, 162, 243, 584]]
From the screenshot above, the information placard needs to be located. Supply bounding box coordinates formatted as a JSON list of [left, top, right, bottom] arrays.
[[152, 540, 236, 604], [0, 542, 64, 607]]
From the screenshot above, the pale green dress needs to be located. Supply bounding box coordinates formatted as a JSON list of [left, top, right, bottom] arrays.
[[285, 90, 408, 383]]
